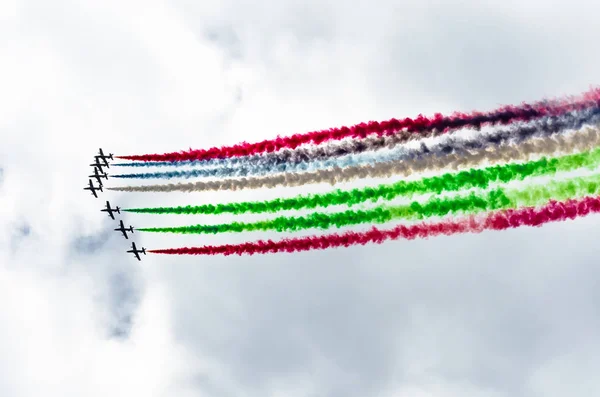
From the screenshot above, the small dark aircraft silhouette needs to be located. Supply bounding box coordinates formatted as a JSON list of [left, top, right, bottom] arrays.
[[101, 201, 120, 220], [114, 220, 134, 239], [94, 148, 113, 167], [84, 179, 103, 198], [89, 167, 108, 186], [90, 157, 108, 171], [127, 242, 146, 261]]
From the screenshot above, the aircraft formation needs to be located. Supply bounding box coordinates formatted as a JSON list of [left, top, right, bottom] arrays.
[[85, 148, 146, 260], [77, 88, 600, 257]]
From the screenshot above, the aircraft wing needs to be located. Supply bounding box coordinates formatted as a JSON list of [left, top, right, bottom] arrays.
[[88, 184, 98, 198]]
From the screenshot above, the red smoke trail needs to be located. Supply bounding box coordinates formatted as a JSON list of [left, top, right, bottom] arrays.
[[118, 88, 600, 162], [148, 195, 600, 256]]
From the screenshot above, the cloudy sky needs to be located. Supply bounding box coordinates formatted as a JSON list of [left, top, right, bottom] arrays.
[[1, 0, 600, 396]]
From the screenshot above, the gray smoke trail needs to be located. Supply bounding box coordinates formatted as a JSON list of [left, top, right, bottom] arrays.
[[107, 126, 600, 193]]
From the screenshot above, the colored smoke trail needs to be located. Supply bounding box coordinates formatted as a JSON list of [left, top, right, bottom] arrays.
[[147, 195, 600, 256], [137, 173, 600, 234], [110, 110, 600, 180], [124, 145, 600, 215], [116, 88, 600, 162], [113, 106, 600, 170], [108, 126, 600, 193]]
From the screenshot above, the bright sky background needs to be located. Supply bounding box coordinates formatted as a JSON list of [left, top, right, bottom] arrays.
[[1, 1, 599, 396]]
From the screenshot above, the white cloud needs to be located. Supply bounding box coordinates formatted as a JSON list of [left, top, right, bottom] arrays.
[[1, 0, 600, 396]]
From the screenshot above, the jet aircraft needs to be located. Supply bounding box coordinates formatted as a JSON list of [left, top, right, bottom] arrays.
[[101, 201, 120, 219], [84, 179, 103, 198], [89, 167, 108, 186], [90, 157, 109, 170], [114, 220, 134, 239], [95, 148, 114, 167], [127, 242, 146, 261]]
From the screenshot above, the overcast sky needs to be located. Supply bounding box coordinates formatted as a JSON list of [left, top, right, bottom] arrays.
[[1, 1, 600, 396]]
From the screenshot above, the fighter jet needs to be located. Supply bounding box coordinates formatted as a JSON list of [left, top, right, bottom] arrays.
[[101, 201, 120, 220], [114, 220, 134, 239], [127, 241, 146, 261], [94, 148, 114, 167], [84, 179, 103, 198], [89, 167, 108, 186]]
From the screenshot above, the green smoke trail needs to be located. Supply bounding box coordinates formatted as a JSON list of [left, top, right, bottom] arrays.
[[126, 145, 600, 216], [137, 173, 600, 234]]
